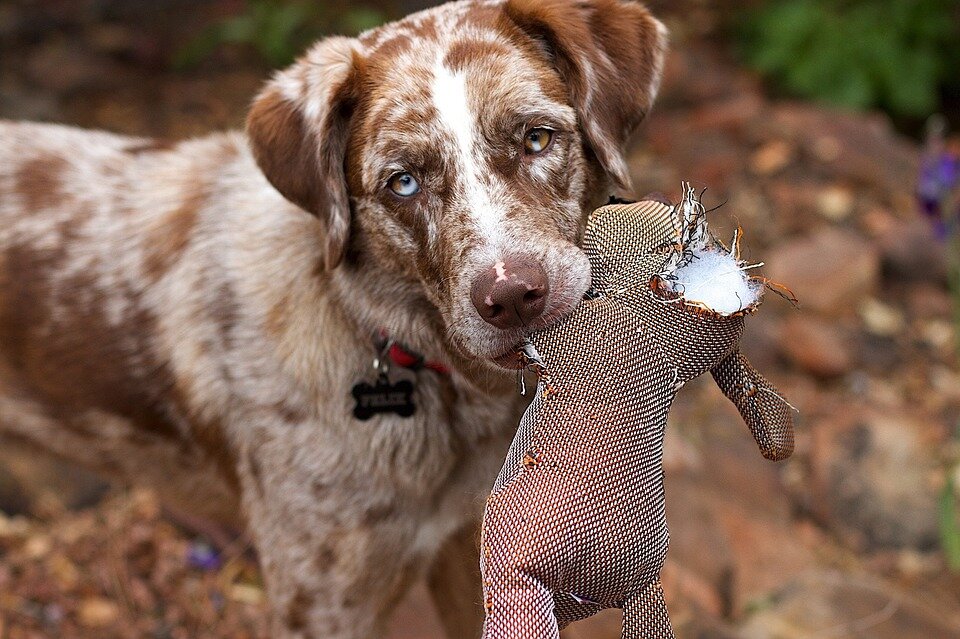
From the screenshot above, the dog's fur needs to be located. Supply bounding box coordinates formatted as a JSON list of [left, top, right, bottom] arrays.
[[0, 0, 666, 636]]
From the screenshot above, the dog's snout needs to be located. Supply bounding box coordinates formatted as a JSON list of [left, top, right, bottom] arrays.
[[470, 258, 549, 329]]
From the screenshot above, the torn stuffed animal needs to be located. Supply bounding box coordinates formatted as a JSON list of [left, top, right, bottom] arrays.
[[480, 194, 795, 639]]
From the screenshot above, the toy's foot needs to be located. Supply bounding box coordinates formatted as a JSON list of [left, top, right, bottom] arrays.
[[621, 581, 675, 639], [482, 576, 560, 639]]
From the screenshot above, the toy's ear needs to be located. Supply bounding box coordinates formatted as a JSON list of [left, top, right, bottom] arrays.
[[582, 199, 677, 290], [711, 350, 795, 461], [504, 0, 668, 190], [246, 37, 362, 271]]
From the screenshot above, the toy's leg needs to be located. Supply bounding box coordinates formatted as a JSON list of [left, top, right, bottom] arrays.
[[482, 574, 559, 639], [621, 581, 674, 639], [710, 349, 794, 461]]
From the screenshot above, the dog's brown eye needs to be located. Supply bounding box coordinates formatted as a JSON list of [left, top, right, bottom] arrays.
[[388, 172, 420, 197], [524, 128, 554, 155]]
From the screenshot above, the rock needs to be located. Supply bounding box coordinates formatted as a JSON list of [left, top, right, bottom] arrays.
[[0, 463, 30, 516], [764, 228, 881, 314], [386, 582, 447, 639], [738, 313, 784, 373], [0, 87, 60, 121], [739, 571, 960, 639], [749, 140, 793, 176], [23, 533, 51, 559], [0, 4, 16, 39], [227, 583, 265, 605], [905, 283, 953, 319], [728, 187, 773, 228], [664, 480, 736, 612], [777, 315, 854, 377], [764, 182, 820, 234], [690, 94, 764, 132], [652, 118, 742, 191], [854, 332, 904, 371], [807, 408, 940, 550], [0, 512, 29, 542], [930, 367, 960, 403], [48, 553, 80, 590], [663, 393, 816, 621], [858, 298, 905, 337], [859, 207, 897, 238], [0, 447, 109, 514], [26, 40, 116, 93], [661, 558, 725, 617], [77, 597, 119, 628], [815, 185, 855, 222], [767, 104, 919, 192], [657, 44, 762, 106], [811, 135, 842, 163], [918, 320, 956, 353], [662, 428, 703, 474], [877, 218, 949, 284], [561, 609, 622, 639], [559, 605, 744, 639]]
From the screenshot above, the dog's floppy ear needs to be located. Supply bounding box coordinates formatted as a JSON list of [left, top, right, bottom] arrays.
[[247, 37, 362, 270], [505, 0, 668, 190]]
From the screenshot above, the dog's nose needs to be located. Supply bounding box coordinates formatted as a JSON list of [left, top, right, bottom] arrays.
[[470, 258, 549, 329]]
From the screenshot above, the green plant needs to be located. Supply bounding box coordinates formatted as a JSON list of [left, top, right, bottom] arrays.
[[175, 0, 386, 69], [940, 445, 960, 571], [738, 0, 960, 118]]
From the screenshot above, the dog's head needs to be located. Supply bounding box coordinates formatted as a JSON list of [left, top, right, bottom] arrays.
[[247, 0, 667, 367]]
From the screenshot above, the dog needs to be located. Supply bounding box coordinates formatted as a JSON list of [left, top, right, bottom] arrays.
[[0, 0, 667, 636]]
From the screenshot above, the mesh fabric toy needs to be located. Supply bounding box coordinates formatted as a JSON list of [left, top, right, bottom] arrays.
[[480, 188, 795, 638]]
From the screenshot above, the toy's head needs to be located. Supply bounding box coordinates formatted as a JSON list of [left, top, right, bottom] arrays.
[[525, 187, 795, 461]]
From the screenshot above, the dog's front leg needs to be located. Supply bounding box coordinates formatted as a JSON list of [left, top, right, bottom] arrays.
[[238, 434, 418, 639], [427, 520, 485, 638]]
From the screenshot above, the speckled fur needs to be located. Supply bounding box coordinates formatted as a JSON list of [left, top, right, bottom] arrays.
[[0, 1, 666, 637]]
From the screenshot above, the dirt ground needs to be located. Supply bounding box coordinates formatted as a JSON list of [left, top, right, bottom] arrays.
[[1, 1, 959, 638]]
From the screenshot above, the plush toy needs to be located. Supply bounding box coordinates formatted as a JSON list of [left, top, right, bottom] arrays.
[[480, 186, 795, 638]]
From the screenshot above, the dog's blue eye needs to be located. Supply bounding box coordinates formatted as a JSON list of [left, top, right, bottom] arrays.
[[388, 172, 420, 197]]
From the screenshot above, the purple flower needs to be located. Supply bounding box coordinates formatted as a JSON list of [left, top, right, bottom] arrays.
[[918, 154, 959, 212], [918, 154, 959, 239], [187, 541, 221, 571]]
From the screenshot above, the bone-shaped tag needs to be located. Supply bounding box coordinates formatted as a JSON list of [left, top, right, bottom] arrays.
[[351, 376, 416, 420]]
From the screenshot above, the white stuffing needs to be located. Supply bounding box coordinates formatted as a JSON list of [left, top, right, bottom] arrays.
[[657, 182, 765, 315], [664, 244, 762, 314]]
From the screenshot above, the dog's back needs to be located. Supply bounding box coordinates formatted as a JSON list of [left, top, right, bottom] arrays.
[[0, 120, 163, 440], [0, 121, 272, 522]]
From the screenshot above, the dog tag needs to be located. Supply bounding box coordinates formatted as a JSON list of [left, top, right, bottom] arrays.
[[351, 375, 416, 420]]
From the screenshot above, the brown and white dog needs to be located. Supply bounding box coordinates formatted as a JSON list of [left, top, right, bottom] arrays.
[[0, 0, 666, 636]]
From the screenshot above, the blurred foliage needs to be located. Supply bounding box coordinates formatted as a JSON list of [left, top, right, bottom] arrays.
[[737, 0, 960, 118], [940, 452, 960, 571], [175, 0, 387, 69]]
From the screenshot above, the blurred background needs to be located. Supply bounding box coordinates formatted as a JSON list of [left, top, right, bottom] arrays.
[[1, 0, 959, 637]]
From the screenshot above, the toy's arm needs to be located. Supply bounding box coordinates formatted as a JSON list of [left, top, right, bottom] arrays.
[[710, 350, 795, 461]]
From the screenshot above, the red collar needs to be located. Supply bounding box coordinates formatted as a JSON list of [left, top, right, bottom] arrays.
[[377, 333, 450, 376]]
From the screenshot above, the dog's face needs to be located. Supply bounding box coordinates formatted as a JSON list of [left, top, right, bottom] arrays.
[[247, 0, 667, 366]]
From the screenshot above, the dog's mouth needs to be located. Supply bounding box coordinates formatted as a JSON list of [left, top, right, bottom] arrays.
[[491, 348, 525, 370], [482, 306, 572, 369], [452, 242, 592, 370], [445, 294, 582, 371]]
